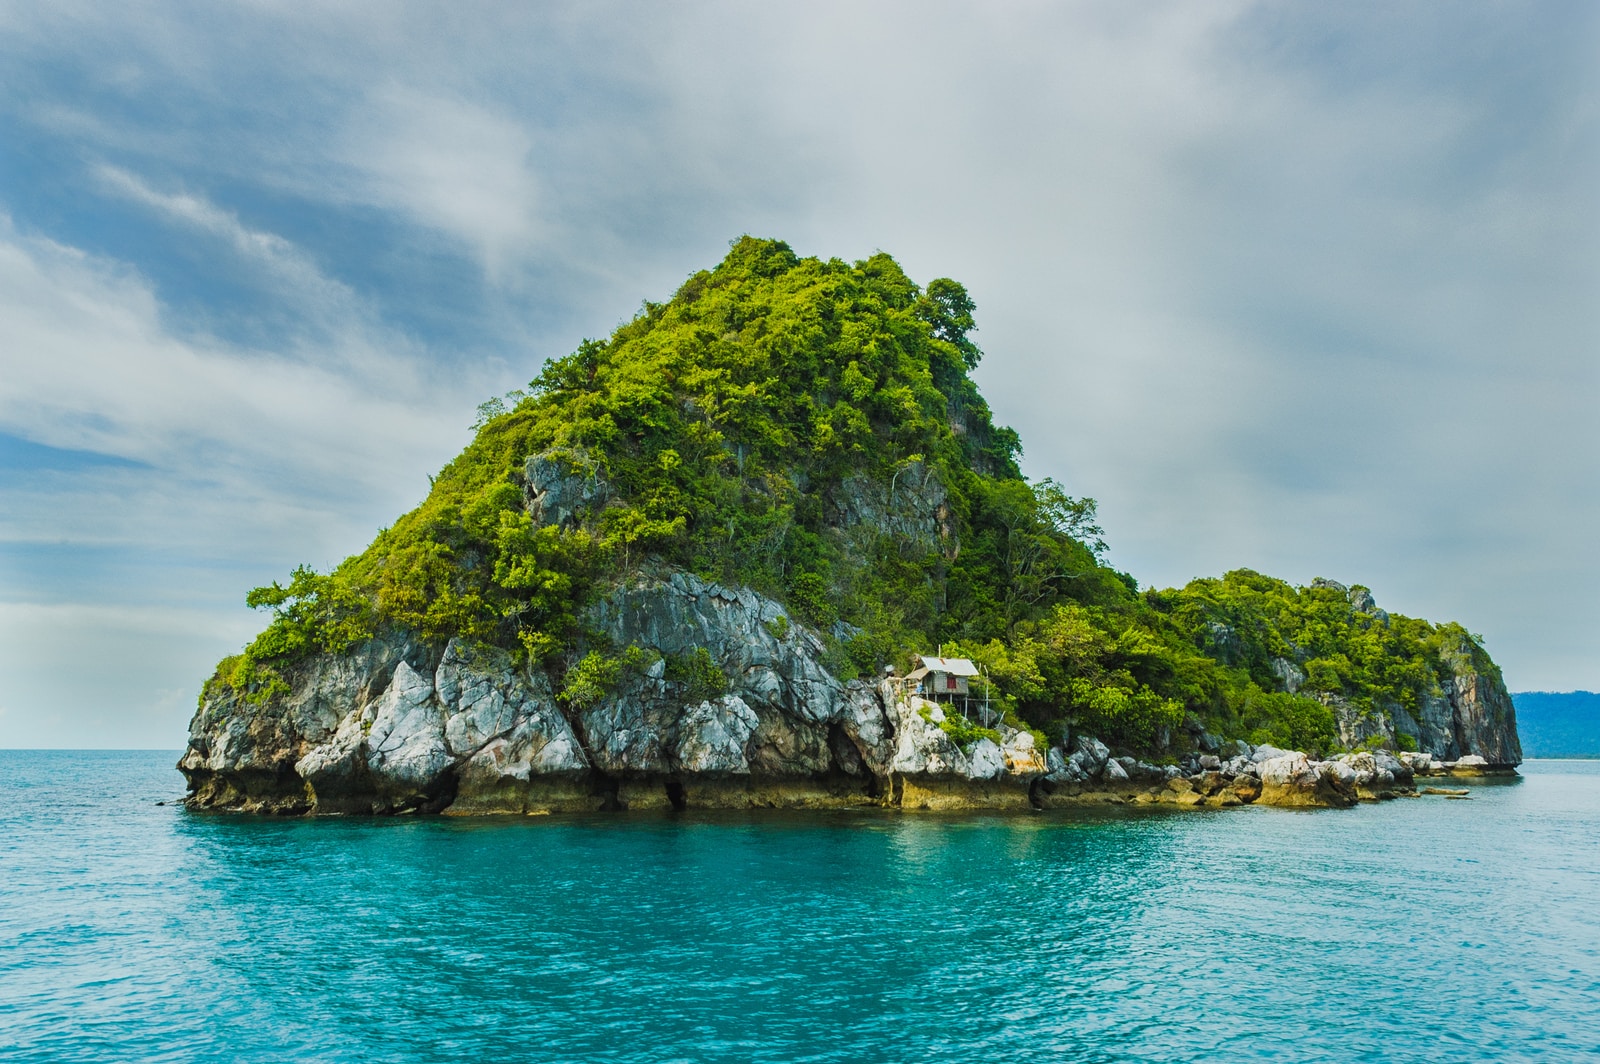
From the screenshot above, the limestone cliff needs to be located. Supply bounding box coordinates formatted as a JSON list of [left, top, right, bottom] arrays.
[[178, 571, 1514, 814], [180, 570, 1048, 814], [1279, 584, 1521, 767], [178, 572, 1498, 814]]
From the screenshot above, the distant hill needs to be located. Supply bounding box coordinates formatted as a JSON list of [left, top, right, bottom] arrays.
[[1511, 692, 1600, 758]]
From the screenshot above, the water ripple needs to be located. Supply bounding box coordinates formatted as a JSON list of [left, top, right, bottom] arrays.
[[1, 753, 1598, 1062]]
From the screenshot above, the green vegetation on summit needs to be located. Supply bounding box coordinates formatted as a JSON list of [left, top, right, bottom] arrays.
[[219, 237, 1502, 759]]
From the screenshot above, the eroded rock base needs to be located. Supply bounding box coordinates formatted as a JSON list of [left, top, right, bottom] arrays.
[[180, 569, 1518, 819]]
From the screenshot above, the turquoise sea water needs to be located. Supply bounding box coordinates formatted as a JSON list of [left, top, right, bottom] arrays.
[[2, 752, 1597, 1063]]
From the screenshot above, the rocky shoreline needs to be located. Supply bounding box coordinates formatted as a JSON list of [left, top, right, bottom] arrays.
[[179, 570, 1519, 817], [1030, 739, 1512, 813]]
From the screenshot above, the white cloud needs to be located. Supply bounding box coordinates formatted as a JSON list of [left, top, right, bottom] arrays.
[[94, 163, 365, 327], [343, 87, 542, 281], [0, 212, 475, 490], [0, 213, 497, 743], [0, 209, 506, 682]]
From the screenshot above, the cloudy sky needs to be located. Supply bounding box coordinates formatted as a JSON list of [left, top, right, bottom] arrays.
[[1, 1, 1594, 747]]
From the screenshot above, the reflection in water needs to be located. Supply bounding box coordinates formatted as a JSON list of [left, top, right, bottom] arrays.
[[2, 752, 1598, 1063]]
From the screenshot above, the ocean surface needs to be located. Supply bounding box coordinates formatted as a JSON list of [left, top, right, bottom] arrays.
[[2, 753, 1597, 1063]]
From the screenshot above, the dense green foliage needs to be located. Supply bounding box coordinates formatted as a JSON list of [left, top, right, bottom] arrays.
[[221, 237, 1493, 757], [1150, 570, 1498, 752], [919, 704, 1002, 753]]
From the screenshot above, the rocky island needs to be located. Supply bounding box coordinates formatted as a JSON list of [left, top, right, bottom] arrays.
[[180, 238, 1520, 815]]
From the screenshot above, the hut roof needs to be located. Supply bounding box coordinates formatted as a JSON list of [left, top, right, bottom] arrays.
[[917, 656, 979, 677]]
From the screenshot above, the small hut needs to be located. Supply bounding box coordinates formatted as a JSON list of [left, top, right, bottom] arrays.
[[907, 655, 979, 699]]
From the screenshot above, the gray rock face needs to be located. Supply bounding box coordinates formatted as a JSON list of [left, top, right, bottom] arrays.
[[1332, 750, 1413, 796], [1269, 657, 1306, 695], [180, 568, 1049, 814], [286, 641, 589, 813], [1073, 735, 1111, 774], [1202, 622, 1244, 665], [1329, 694, 1396, 753], [1257, 752, 1358, 808], [1046, 746, 1069, 776], [524, 449, 611, 529], [591, 571, 844, 733], [1381, 633, 1521, 765], [966, 739, 1005, 780], [1129, 760, 1167, 783], [178, 631, 424, 812], [1440, 643, 1522, 765], [889, 689, 969, 777], [674, 696, 761, 773], [825, 460, 952, 553], [366, 661, 450, 786], [1223, 755, 1256, 778], [1400, 751, 1436, 773]]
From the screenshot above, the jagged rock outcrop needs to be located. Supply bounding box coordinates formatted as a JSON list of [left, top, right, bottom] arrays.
[[1256, 752, 1358, 809], [825, 460, 952, 551], [1033, 738, 1429, 810], [1271, 587, 1522, 768], [179, 581, 1501, 814], [182, 638, 592, 814], [180, 569, 1518, 814], [1269, 657, 1306, 694], [524, 448, 611, 529], [181, 569, 1051, 813], [1336, 750, 1413, 800], [180, 633, 421, 812], [1407, 612, 1521, 767]]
